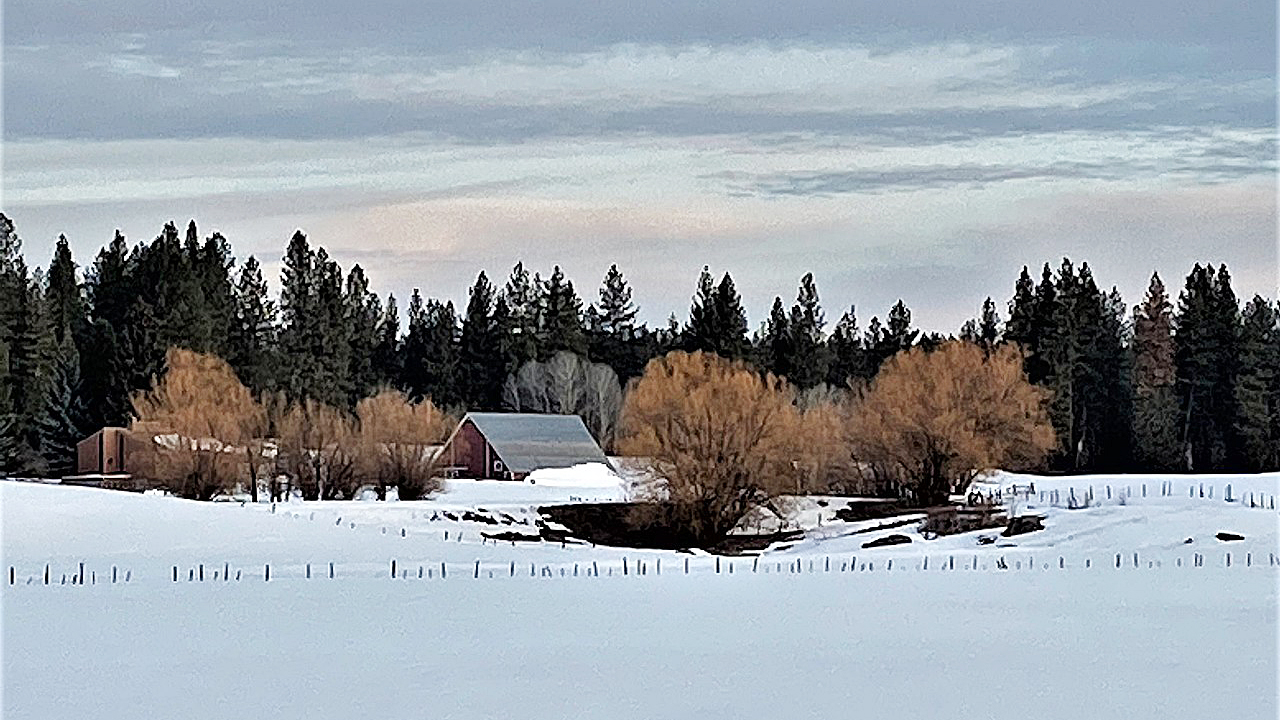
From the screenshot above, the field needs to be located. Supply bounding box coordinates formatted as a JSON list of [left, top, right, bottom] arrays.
[[3, 470, 1277, 719]]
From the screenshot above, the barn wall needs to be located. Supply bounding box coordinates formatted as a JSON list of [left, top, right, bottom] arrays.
[[449, 420, 501, 479]]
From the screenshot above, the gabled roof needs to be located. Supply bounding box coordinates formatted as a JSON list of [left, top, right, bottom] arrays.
[[460, 412, 609, 474]]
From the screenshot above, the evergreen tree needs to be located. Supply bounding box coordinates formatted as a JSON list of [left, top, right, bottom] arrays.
[[684, 266, 719, 354], [866, 300, 917, 373], [758, 297, 793, 379], [1004, 266, 1037, 351], [402, 291, 463, 408], [35, 341, 84, 476], [44, 236, 86, 347], [501, 262, 542, 368], [541, 266, 586, 358], [711, 273, 751, 361], [1174, 264, 1240, 471], [978, 297, 1000, 349], [191, 227, 236, 357], [459, 271, 506, 409], [278, 231, 349, 405], [227, 256, 277, 395], [825, 306, 867, 387], [786, 272, 828, 388], [313, 248, 352, 407], [344, 264, 382, 404], [371, 293, 403, 387], [1233, 296, 1279, 471], [586, 264, 646, 382], [1132, 272, 1180, 469]]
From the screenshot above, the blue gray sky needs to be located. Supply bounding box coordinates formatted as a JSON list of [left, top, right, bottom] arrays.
[[4, 0, 1276, 332]]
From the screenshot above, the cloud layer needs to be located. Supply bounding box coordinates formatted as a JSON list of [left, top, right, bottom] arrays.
[[3, 2, 1275, 332]]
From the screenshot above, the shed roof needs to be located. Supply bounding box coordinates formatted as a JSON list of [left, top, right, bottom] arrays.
[[461, 412, 609, 474]]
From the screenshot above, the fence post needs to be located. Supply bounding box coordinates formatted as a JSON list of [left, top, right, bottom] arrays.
[[8, 567, 13, 585], [753, 557, 759, 573], [79, 562, 85, 585], [715, 557, 720, 574], [442, 562, 448, 579], [475, 560, 480, 578], [172, 566, 177, 582], [265, 564, 270, 581], [595, 560, 601, 577], [112, 565, 117, 584], [330, 562, 335, 579], [624, 557, 629, 576], [657, 558, 661, 575], [390, 560, 396, 579], [306, 563, 311, 579]]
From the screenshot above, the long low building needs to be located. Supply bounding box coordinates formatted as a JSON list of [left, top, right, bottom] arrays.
[[439, 412, 611, 480]]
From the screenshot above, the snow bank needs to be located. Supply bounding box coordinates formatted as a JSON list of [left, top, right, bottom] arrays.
[[525, 461, 621, 488]]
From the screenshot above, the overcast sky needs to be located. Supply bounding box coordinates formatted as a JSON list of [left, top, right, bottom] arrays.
[[4, 1, 1276, 333]]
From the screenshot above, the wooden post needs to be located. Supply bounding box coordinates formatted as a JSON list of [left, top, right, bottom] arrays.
[[172, 566, 177, 582], [79, 562, 85, 585], [390, 560, 397, 578], [475, 560, 480, 578], [265, 564, 270, 581], [198, 564, 203, 582], [8, 567, 13, 585], [330, 563, 335, 579]]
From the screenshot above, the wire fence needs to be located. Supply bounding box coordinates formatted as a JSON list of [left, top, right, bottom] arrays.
[[9, 547, 1278, 590], [973, 480, 1279, 511]]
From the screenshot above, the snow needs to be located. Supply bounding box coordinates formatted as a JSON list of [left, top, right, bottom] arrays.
[[2, 471, 1277, 719]]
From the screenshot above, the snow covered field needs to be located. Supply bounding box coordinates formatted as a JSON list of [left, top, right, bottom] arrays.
[[3, 471, 1278, 719]]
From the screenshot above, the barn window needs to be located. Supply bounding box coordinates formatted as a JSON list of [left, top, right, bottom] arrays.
[[493, 459, 504, 472]]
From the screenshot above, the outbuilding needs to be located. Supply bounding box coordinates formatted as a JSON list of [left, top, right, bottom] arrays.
[[439, 412, 610, 480]]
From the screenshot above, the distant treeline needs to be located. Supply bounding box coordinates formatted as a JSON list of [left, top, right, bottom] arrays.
[[0, 214, 1276, 476]]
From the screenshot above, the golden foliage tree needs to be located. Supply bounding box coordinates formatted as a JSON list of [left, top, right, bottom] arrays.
[[848, 341, 1056, 505], [278, 399, 361, 500], [129, 348, 260, 500], [355, 389, 455, 500], [620, 350, 832, 545]]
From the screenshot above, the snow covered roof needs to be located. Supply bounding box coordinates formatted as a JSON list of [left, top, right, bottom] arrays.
[[463, 413, 609, 474]]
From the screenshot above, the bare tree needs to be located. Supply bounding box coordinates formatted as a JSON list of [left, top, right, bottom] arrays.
[[619, 350, 828, 546], [848, 341, 1056, 505], [356, 389, 455, 500], [502, 351, 623, 450], [129, 348, 259, 501]]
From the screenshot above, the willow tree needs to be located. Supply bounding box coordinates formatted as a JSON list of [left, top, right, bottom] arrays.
[[620, 350, 837, 546], [849, 341, 1056, 505], [129, 348, 260, 500], [355, 389, 454, 500]]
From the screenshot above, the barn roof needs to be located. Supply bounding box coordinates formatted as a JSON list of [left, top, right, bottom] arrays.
[[461, 412, 609, 474]]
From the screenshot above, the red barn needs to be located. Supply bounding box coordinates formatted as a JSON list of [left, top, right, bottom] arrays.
[[439, 412, 610, 480]]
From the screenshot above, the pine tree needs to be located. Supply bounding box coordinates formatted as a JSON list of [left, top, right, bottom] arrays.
[[1233, 296, 1278, 471], [759, 297, 793, 379], [710, 273, 750, 361], [787, 272, 828, 388], [978, 297, 1000, 349], [344, 264, 382, 404], [227, 256, 277, 395], [402, 291, 463, 408], [35, 341, 84, 476], [1175, 264, 1240, 471], [501, 262, 542, 367], [44, 236, 86, 347], [541, 266, 586, 358], [1132, 273, 1179, 469], [1004, 266, 1037, 350], [586, 264, 646, 382], [825, 306, 867, 387], [371, 293, 403, 388], [279, 229, 318, 399], [312, 248, 352, 407], [684, 266, 719, 354], [459, 271, 506, 409], [191, 227, 236, 357], [866, 300, 917, 373]]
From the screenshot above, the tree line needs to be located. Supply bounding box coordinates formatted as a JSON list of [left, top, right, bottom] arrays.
[[0, 213, 1276, 478]]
